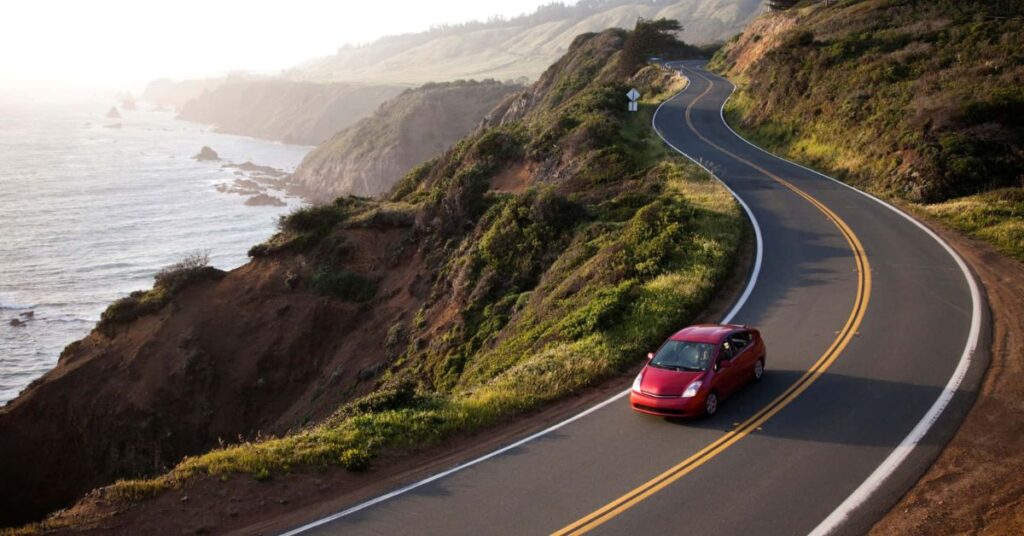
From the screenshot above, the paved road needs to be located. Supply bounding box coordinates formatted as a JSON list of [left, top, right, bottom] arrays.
[[281, 62, 986, 536]]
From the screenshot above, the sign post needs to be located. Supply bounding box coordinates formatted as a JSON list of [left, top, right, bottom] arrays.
[[627, 88, 640, 112]]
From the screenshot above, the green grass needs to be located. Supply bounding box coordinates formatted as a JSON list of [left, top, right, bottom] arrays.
[[920, 188, 1024, 261], [102, 64, 744, 503]]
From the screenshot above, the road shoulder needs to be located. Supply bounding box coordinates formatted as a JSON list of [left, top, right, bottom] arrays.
[[870, 210, 1024, 535]]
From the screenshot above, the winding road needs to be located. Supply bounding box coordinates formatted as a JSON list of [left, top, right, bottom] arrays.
[[279, 62, 987, 536]]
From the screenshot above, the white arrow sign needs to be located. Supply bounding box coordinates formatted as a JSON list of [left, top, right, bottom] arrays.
[[626, 88, 640, 101]]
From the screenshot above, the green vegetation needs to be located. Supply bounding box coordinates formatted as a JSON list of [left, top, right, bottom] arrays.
[[712, 0, 1024, 260], [103, 29, 743, 503], [307, 268, 377, 302], [97, 251, 224, 335], [920, 188, 1024, 261]]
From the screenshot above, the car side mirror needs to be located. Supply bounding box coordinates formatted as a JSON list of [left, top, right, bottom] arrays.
[[646, 352, 655, 360]]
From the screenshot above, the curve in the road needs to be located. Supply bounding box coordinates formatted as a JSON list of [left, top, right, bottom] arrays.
[[279, 63, 984, 536], [552, 65, 873, 536]]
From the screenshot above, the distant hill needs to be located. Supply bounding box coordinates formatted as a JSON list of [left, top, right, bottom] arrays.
[[289, 80, 523, 201], [175, 78, 405, 145], [287, 0, 767, 84]]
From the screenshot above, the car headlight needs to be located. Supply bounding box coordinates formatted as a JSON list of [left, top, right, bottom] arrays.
[[682, 380, 702, 398], [632, 371, 644, 392]]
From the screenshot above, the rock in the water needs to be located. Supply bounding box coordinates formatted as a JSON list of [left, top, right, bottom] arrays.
[[9, 318, 24, 327], [193, 146, 220, 161], [19, 311, 33, 319], [245, 193, 286, 207], [106, 107, 121, 119], [104, 123, 122, 129]]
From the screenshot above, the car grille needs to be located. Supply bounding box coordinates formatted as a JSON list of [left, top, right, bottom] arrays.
[[634, 404, 687, 416]]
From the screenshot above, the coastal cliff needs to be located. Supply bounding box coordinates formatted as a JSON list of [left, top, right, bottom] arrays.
[[1, 25, 739, 531], [289, 80, 522, 201], [176, 78, 405, 145]]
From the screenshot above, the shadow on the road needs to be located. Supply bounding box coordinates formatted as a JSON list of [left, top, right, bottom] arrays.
[[660, 369, 961, 448]]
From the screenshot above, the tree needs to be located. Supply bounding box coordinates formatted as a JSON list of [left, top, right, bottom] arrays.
[[769, 0, 801, 10], [620, 18, 684, 75]]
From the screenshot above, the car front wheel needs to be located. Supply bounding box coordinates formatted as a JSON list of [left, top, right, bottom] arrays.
[[704, 392, 719, 417]]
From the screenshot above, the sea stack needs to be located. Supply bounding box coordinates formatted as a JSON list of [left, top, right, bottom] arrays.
[[193, 146, 220, 161], [106, 107, 121, 119]]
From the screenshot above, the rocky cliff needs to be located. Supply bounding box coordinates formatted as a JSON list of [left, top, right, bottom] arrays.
[[176, 78, 405, 145], [288, 80, 522, 201]]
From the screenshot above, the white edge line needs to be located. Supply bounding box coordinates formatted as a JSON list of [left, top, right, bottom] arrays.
[[677, 65, 983, 536], [279, 67, 765, 536]]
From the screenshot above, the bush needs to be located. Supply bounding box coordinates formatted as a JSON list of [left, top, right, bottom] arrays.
[[307, 268, 377, 302], [97, 251, 224, 335]]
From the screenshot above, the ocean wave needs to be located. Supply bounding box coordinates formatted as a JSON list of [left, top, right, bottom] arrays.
[[0, 299, 34, 310]]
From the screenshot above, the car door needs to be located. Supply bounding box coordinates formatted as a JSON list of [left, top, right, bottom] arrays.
[[729, 331, 755, 381], [713, 340, 740, 397]]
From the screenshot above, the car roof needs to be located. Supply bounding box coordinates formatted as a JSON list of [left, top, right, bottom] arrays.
[[669, 324, 747, 344]]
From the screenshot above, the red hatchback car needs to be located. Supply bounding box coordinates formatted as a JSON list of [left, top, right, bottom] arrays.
[[630, 324, 766, 417]]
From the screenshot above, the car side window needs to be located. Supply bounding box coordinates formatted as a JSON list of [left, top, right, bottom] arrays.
[[729, 332, 753, 354], [720, 341, 736, 361]]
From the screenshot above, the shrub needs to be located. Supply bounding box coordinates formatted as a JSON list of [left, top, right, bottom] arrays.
[[97, 251, 224, 335], [307, 268, 377, 302]]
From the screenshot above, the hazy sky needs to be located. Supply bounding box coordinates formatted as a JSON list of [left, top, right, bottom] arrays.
[[1, 0, 569, 91]]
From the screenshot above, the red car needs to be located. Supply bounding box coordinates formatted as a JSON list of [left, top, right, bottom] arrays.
[[630, 324, 766, 417]]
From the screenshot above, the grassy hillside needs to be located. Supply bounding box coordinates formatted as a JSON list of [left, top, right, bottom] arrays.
[[710, 0, 1023, 259], [289, 0, 765, 84], [3, 26, 744, 531], [176, 78, 405, 145], [110, 28, 741, 504], [289, 80, 522, 201]]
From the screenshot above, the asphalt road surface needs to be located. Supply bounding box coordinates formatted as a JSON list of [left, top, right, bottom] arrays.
[[281, 62, 986, 536]]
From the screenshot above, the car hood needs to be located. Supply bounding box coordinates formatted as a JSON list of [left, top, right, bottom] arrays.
[[640, 366, 704, 396]]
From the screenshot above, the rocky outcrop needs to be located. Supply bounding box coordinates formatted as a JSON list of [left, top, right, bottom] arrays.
[[176, 78, 405, 145], [105, 107, 121, 119], [192, 146, 220, 161], [244, 193, 286, 207], [289, 80, 522, 201]]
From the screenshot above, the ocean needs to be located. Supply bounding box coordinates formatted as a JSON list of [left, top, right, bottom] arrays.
[[0, 94, 311, 404]]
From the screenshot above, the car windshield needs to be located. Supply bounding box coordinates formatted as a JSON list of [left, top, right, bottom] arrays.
[[650, 341, 714, 372]]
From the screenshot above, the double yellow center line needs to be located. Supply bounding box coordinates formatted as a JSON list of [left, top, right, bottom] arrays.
[[552, 69, 872, 535]]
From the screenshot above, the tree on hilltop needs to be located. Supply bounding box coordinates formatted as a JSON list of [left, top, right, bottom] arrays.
[[620, 17, 684, 75], [769, 0, 801, 10]]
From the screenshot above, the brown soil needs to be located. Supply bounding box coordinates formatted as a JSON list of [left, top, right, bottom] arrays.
[[0, 224, 422, 528], [32, 203, 759, 536], [489, 162, 534, 193], [871, 212, 1024, 535]]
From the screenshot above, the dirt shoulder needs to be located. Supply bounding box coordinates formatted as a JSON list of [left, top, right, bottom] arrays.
[[871, 211, 1024, 535]]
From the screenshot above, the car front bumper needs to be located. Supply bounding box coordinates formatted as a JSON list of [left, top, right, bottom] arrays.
[[629, 390, 705, 417]]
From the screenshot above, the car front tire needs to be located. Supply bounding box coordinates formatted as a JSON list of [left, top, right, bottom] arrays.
[[704, 391, 719, 417]]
